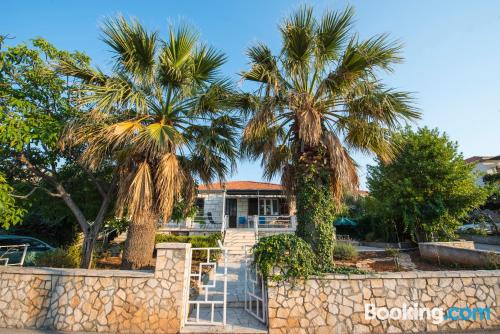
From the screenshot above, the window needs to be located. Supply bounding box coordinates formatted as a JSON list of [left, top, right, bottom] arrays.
[[259, 199, 279, 216]]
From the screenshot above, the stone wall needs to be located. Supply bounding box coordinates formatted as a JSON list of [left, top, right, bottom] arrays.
[[267, 270, 500, 334], [419, 242, 500, 267], [0, 243, 191, 333], [423, 241, 475, 249]]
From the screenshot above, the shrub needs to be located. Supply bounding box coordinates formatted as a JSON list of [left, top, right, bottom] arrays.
[[155, 233, 222, 248], [367, 127, 490, 242], [364, 231, 375, 242], [155, 233, 223, 261], [253, 234, 318, 281], [385, 247, 401, 271], [32, 238, 84, 268], [332, 243, 358, 260]]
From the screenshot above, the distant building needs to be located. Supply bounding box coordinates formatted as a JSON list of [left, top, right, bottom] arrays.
[[465, 156, 500, 186]]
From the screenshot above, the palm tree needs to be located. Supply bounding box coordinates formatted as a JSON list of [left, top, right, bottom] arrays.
[[238, 6, 419, 268], [59, 17, 239, 269]]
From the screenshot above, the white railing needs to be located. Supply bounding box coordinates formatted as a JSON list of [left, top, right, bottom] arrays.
[[250, 215, 297, 236], [244, 245, 267, 324], [0, 244, 28, 266], [185, 240, 227, 326], [160, 216, 224, 230], [220, 215, 229, 235]]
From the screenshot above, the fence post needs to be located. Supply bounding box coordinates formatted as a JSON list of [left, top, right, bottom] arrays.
[[253, 215, 259, 240], [155, 243, 192, 328], [291, 215, 297, 230]]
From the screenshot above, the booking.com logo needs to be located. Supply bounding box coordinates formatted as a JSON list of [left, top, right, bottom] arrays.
[[365, 303, 491, 324]]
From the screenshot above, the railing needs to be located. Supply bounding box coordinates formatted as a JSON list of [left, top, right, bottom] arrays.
[[251, 215, 297, 241], [159, 216, 224, 230], [0, 244, 29, 266], [337, 234, 352, 242], [220, 215, 229, 236], [244, 245, 267, 324]]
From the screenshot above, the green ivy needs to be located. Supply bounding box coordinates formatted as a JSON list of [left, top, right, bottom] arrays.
[[295, 165, 337, 269], [252, 234, 318, 281]]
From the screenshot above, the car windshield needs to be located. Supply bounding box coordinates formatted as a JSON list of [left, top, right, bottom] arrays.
[[0, 237, 48, 250], [0, 238, 20, 246]]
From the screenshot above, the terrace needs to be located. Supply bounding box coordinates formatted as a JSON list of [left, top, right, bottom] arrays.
[[158, 181, 297, 234]]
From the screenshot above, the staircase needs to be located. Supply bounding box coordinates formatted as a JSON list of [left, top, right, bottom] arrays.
[[223, 229, 257, 260]]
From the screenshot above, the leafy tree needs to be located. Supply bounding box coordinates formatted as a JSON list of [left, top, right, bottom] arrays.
[[238, 6, 418, 267], [0, 173, 25, 229], [367, 127, 490, 242], [58, 18, 239, 269], [0, 37, 116, 267]]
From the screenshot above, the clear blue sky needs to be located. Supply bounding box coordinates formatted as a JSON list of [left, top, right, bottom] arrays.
[[3, 1, 500, 189]]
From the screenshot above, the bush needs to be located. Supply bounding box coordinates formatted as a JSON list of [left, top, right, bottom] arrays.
[[253, 234, 318, 281], [33, 243, 81, 268], [385, 247, 401, 271], [155, 233, 222, 248], [155, 233, 223, 262], [367, 127, 490, 242], [332, 243, 358, 260]]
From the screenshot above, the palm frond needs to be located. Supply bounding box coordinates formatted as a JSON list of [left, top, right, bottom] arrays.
[[280, 5, 315, 76], [56, 60, 107, 85], [116, 161, 154, 222], [156, 153, 183, 220], [344, 81, 420, 126], [158, 25, 198, 88], [340, 118, 395, 163], [101, 16, 157, 83], [322, 132, 359, 203], [241, 43, 282, 90], [78, 72, 149, 114], [314, 6, 354, 65], [192, 45, 226, 84]]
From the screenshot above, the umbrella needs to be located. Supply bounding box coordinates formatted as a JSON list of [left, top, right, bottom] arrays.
[[334, 217, 358, 227]]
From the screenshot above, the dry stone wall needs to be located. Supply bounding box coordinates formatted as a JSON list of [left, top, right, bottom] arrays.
[[0, 243, 191, 333], [267, 270, 500, 334]]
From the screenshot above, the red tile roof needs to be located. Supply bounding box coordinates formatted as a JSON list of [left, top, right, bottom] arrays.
[[198, 181, 283, 191], [464, 156, 500, 163], [357, 190, 369, 197], [465, 156, 492, 163]]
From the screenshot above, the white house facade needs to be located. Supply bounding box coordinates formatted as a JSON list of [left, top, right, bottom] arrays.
[[466, 155, 500, 186], [159, 181, 297, 235]]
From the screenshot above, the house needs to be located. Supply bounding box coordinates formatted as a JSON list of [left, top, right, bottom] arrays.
[[465, 155, 500, 186], [159, 181, 296, 235]]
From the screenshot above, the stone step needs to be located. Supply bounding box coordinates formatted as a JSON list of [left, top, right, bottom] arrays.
[[181, 307, 268, 334]]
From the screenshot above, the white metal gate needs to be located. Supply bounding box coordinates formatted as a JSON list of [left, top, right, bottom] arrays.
[[244, 246, 267, 324], [185, 241, 228, 325]]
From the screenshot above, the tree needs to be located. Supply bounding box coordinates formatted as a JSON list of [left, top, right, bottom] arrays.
[[0, 37, 116, 268], [0, 173, 25, 229], [367, 127, 490, 242], [238, 6, 418, 267], [58, 18, 239, 269]]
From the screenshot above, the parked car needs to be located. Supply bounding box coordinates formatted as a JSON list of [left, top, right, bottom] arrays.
[[0, 235, 54, 266], [456, 223, 496, 235]]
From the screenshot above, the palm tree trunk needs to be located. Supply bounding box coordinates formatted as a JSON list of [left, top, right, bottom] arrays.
[[121, 215, 156, 269], [295, 156, 336, 269]]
